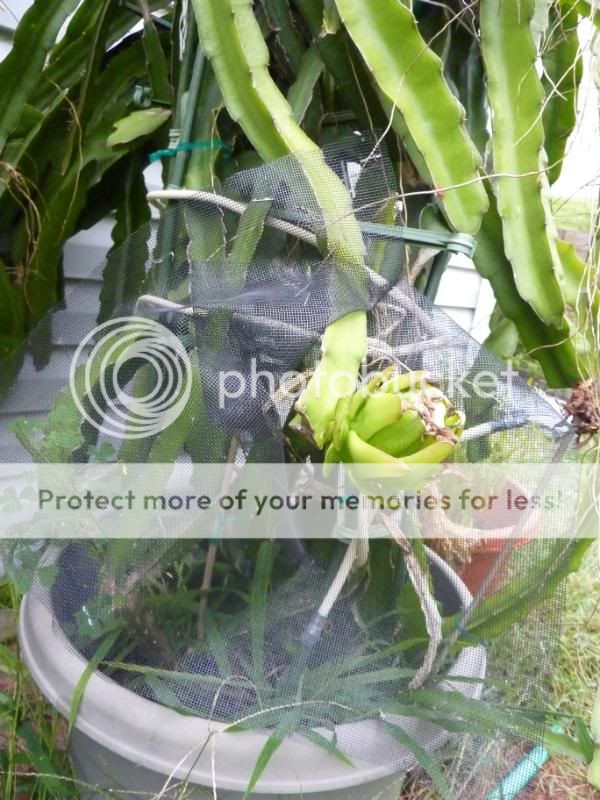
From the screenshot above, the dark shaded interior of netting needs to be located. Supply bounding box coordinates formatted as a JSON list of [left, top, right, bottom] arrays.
[[50, 541, 461, 711]]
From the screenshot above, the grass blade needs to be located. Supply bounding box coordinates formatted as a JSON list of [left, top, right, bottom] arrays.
[[250, 541, 273, 685], [245, 734, 283, 796], [68, 629, 121, 735]]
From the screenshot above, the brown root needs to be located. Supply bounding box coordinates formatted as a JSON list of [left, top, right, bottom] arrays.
[[565, 379, 600, 439]]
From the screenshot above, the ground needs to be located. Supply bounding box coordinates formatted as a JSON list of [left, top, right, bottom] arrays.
[[401, 544, 600, 800]]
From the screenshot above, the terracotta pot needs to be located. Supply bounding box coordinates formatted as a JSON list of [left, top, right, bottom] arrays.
[[421, 481, 541, 595], [457, 539, 511, 596], [458, 481, 541, 597]]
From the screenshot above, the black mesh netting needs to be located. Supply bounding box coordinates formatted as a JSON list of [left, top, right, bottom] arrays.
[[0, 136, 583, 798]]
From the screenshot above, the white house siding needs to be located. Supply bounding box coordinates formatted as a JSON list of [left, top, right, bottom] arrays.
[[435, 254, 496, 341], [0, 0, 30, 26]]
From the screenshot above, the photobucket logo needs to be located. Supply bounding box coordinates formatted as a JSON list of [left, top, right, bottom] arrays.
[[217, 351, 518, 410], [69, 317, 193, 439], [217, 351, 425, 410]]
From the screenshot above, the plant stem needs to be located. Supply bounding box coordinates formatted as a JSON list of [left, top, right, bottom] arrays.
[[379, 513, 442, 689], [122, 1, 172, 29], [169, 47, 206, 191], [196, 435, 239, 639], [155, 4, 205, 290], [423, 250, 451, 301], [196, 542, 217, 641]]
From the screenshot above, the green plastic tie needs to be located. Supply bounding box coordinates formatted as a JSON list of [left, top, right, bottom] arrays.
[[149, 140, 232, 164]]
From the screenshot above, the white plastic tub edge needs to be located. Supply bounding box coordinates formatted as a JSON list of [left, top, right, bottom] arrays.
[[19, 549, 487, 798]]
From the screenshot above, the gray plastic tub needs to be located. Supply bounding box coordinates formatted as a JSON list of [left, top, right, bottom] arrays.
[[19, 549, 486, 799]]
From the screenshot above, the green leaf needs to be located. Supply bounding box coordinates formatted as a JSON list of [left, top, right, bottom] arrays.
[[451, 539, 589, 643], [193, 0, 288, 161], [226, 194, 273, 282], [484, 316, 519, 359], [138, 0, 172, 102], [98, 152, 151, 323], [531, 0, 554, 47], [183, 66, 223, 189], [473, 191, 581, 388], [288, 47, 325, 122], [116, 364, 160, 464], [0, 0, 134, 205], [23, 41, 151, 327], [544, 726, 590, 763], [320, 666, 416, 690], [60, 0, 115, 172], [322, 0, 342, 35], [0, 3, 164, 209], [0, 258, 24, 341], [574, 718, 596, 763], [9, 103, 44, 138], [406, 689, 536, 737], [107, 107, 171, 146], [0, 0, 80, 152], [194, 0, 369, 447], [295, 0, 390, 133], [381, 720, 452, 798], [542, 2, 582, 183], [12, 384, 88, 462], [103, 661, 253, 688], [556, 238, 599, 318], [0, 642, 20, 674], [302, 729, 354, 766], [460, 40, 489, 158], [32, 0, 167, 111], [0, 690, 13, 708], [357, 539, 396, 619], [147, 361, 204, 463], [333, 637, 425, 673], [562, 0, 600, 32], [259, 0, 307, 78]]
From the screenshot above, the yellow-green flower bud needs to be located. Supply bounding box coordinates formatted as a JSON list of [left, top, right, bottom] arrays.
[[323, 369, 464, 487]]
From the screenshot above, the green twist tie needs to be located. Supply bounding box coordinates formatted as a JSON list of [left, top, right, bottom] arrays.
[[149, 140, 232, 164]]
